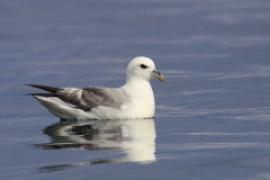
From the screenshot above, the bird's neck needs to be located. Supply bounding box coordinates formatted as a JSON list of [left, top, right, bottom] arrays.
[[123, 78, 155, 105], [124, 78, 152, 92]]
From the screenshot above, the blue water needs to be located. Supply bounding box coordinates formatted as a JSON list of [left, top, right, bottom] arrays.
[[1, 0, 270, 179]]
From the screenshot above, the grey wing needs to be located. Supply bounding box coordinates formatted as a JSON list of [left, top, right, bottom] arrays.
[[56, 87, 127, 111]]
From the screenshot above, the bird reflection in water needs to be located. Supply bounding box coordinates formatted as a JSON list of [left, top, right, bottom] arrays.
[[37, 118, 156, 172]]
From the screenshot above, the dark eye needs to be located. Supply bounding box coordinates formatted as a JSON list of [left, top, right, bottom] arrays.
[[140, 64, 148, 69]]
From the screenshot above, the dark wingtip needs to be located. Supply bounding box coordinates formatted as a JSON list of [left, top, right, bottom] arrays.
[[27, 84, 62, 93], [26, 83, 42, 88], [29, 93, 55, 97]]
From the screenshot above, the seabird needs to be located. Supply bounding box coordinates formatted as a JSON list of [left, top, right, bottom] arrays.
[[28, 56, 165, 120]]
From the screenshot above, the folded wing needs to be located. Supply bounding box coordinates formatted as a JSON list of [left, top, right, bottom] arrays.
[[29, 84, 127, 111], [56, 87, 124, 111]]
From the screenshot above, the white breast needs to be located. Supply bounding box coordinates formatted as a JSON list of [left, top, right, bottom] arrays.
[[122, 80, 155, 118]]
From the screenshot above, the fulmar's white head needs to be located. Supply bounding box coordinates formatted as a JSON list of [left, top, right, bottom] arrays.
[[126, 56, 165, 82]]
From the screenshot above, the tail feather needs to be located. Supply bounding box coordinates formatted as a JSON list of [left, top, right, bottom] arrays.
[[34, 95, 77, 120], [27, 84, 63, 93]]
